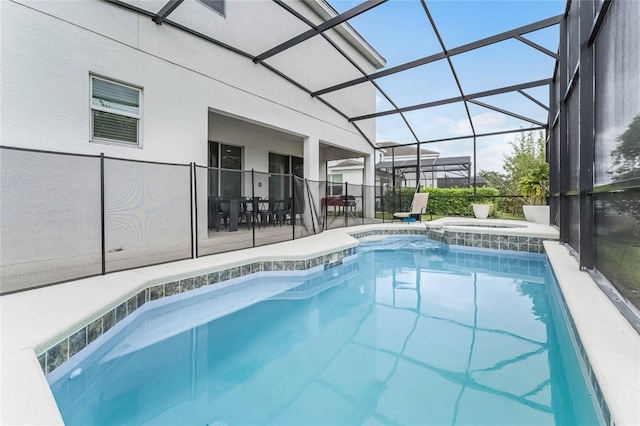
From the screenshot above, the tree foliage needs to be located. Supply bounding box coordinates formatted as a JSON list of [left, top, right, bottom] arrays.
[[610, 114, 640, 182], [518, 163, 550, 205], [479, 131, 547, 196], [478, 131, 548, 214]]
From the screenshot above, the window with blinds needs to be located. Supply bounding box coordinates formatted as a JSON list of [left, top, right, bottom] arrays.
[[91, 76, 141, 146]]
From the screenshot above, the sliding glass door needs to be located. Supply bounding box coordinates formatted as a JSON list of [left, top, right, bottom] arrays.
[[209, 141, 243, 198]]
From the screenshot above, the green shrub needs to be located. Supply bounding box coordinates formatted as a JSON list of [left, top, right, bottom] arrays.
[[421, 187, 500, 216], [382, 187, 415, 214], [382, 187, 500, 217]]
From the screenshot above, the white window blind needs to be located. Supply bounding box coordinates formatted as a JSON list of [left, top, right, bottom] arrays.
[[91, 77, 141, 146]]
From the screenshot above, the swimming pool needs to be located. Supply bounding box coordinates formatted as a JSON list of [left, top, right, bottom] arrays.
[[48, 236, 602, 425]]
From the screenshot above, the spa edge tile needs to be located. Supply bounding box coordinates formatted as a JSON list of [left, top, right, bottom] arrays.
[[102, 309, 116, 333], [194, 275, 207, 289], [87, 317, 102, 344], [137, 289, 147, 307], [180, 277, 194, 292], [126, 295, 137, 314], [164, 281, 180, 297], [150, 284, 164, 300], [207, 271, 219, 284], [38, 353, 46, 373], [115, 302, 127, 323], [241, 264, 251, 276], [219, 269, 231, 281], [46, 339, 69, 374], [68, 328, 87, 358]]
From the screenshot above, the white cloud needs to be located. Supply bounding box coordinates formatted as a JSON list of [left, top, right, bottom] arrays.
[[472, 112, 508, 131], [446, 112, 507, 135]]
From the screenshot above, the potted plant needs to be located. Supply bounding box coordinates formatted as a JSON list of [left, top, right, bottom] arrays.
[[472, 202, 491, 219], [519, 163, 550, 224]]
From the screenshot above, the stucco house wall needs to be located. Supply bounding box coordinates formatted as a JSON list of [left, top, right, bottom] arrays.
[[0, 0, 384, 259], [1, 0, 381, 171]]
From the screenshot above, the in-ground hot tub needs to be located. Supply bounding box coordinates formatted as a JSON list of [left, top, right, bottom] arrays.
[[424, 218, 558, 253], [441, 222, 526, 229]]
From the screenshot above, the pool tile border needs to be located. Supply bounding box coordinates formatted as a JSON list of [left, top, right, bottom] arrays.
[[37, 246, 357, 375], [424, 228, 548, 253], [350, 227, 549, 253], [37, 228, 554, 376], [548, 265, 614, 426]]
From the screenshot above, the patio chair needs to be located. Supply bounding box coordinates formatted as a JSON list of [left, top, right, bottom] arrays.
[[340, 195, 358, 218], [238, 197, 256, 230], [209, 196, 229, 231], [392, 192, 431, 222], [272, 199, 289, 226], [258, 197, 274, 227]]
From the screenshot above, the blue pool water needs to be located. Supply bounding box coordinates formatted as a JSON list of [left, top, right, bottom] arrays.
[[49, 236, 602, 425]]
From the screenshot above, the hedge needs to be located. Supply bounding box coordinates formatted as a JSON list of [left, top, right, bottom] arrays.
[[382, 187, 500, 217]]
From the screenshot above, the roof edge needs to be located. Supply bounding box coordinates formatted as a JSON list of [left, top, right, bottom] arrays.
[[307, 0, 386, 69]]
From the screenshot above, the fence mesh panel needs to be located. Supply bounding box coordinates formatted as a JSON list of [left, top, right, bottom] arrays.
[[197, 168, 255, 255], [345, 183, 364, 227], [253, 171, 294, 247], [362, 184, 380, 225], [293, 178, 325, 237], [103, 158, 191, 272], [594, 189, 640, 309], [0, 148, 102, 293]]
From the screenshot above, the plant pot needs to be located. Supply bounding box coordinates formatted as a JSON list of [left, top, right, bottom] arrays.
[[472, 204, 490, 219], [523, 205, 550, 225]]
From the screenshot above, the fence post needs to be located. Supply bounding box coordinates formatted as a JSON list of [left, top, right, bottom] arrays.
[[190, 162, 195, 259], [344, 182, 348, 227], [251, 169, 256, 248], [325, 179, 329, 230], [100, 153, 106, 275], [361, 183, 365, 225], [292, 175, 296, 240]]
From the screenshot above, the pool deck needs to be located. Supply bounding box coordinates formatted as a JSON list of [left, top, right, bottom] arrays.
[[1, 220, 638, 425]]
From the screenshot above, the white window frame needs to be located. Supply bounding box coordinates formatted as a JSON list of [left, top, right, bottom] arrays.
[[90, 75, 143, 148]]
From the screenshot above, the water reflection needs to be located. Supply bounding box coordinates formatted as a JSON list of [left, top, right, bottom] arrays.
[[362, 248, 557, 425]]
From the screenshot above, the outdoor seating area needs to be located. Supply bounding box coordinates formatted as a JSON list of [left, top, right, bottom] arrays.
[[208, 197, 292, 232]]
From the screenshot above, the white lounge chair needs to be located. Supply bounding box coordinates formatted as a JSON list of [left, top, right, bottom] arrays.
[[393, 192, 430, 222]]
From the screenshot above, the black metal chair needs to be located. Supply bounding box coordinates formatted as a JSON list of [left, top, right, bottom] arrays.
[[209, 196, 229, 232], [340, 195, 358, 218], [246, 197, 263, 228], [255, 197, 272, 227], [272, 199, 289, 226], [237, 197, 252, 230]]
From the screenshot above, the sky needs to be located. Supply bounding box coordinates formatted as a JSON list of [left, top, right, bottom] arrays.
[[324, 0, 566, 172]]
